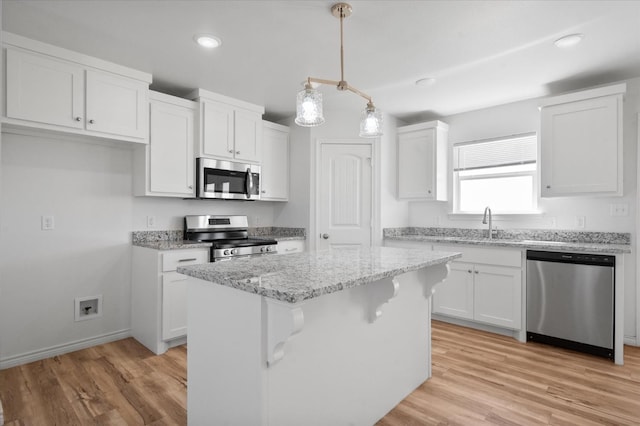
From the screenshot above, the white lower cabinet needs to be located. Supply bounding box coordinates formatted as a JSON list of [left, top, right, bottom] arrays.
[[132, 246, 208, 354], [432, 244, 522, 330], [276, 240, 305, 255]]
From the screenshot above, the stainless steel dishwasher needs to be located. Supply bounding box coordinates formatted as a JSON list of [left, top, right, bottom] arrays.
[[526, 250, 615, 360]]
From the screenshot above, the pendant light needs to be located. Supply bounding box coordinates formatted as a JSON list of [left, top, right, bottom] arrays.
[[295, 2, 383, 138]]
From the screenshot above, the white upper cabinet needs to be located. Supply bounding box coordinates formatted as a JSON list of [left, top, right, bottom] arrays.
[[3, 32, 151, 144], [539, 84, 625, 197], [261, 121, 290, 201], [134, 91, 196, 197], [85, 70, 148, 140], [190, 89, 264, 164], [6, 48, 85, 129], [397, 120, 449, 201]]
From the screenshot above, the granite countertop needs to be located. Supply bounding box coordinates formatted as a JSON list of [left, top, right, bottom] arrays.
[[134, 240, 212, 250], [386, 234, 631, 254], [177, 246, 461, 303]]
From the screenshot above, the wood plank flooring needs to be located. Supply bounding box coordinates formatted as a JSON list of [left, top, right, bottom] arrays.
[[1, 321, 639, 425]]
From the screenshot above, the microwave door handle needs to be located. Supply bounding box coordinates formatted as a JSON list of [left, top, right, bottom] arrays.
[[245, 167, 254, 198]]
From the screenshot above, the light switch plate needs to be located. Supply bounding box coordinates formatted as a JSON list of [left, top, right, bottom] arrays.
[[147, 216, 156, 228], [610, 203, 629, 216], [575, 216, 586, 229], [41, 215, 55, 230]]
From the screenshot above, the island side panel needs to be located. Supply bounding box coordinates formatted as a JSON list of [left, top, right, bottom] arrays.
[[187, 277, 268, 426], [267, 266, 445, 426]]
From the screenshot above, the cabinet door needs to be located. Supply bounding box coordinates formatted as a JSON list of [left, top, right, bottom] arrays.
[[162, 272, 188, 340], [85, 70, 148, 140], [473, 265, 522, 329], [540, 95, 621, 196], [398, 128, 436, 199], [432, 261, 474, 320], [6, 49, 84, 129], [149, 100, 195, 196], [202, 100, 235, 159], [234, 109, 262, 163], [261, 124, 289, 201]]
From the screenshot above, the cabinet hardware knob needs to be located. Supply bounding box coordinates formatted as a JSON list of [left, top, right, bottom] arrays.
[[88, 119, 95, 124], [467, 270, 472, 274], [427, 190, 432, 194], [228, 149, 234, 153], [474, 270, 479, 274], [188, 185, 193, 189], [322, 233, 330, 239], [546, 185, 551, 189], [236, 151, 241, 155], [261, 190, 266, 193], [75, 117, 82, 122]]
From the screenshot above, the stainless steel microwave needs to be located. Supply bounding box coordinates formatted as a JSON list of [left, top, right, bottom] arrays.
[[196, 158, 261, 200]]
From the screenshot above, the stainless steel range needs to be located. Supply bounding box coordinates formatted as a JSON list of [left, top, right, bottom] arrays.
[[184, 215, 277, 261]]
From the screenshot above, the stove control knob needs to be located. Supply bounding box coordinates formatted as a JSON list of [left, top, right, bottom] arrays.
[[232, 249, 238, 255], [223, 250, 230, 255], [266, 246, 272, 252], [260, 247, 266, 253]]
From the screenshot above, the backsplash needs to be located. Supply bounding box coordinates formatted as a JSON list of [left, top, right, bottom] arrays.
[[383, 227, 631, 245], [248, 227, 306, 238]]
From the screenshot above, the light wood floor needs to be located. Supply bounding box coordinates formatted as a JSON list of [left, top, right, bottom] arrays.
[[1, 321, 639, 425]]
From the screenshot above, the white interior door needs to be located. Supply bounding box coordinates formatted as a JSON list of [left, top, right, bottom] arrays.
[[318, 142, 373, 250]]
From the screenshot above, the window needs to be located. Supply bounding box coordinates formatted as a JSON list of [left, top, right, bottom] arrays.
[[453, 133, 537, 213]]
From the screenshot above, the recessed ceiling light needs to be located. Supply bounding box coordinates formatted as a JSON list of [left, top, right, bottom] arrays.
[[554, 33, 584, 48], [194, 34, 222, 49], [416, 77, 436, 87]]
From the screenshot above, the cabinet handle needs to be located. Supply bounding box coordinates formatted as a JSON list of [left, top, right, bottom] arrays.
[[467, 269, 472, 274], [261, 190, 266, 193], [188, 185, 193, 189], [88, 119, 95, 124], [178, 258, 198, 262], [474, 270, 479, 274], [236, 151, 241, 155], [285, 248, 297, 252], [75, 117, 82, 122], [427, 190, 432, 194], [546, 185, 551, 189], [228, 149, 234, 153]]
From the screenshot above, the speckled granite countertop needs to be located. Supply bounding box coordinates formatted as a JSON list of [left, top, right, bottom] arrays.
[[177, 246, 460, 303], [384, 227, 631, 254], [132, 227, 306, 250]]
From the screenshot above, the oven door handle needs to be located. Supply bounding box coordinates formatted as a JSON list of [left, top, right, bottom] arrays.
[[245, 167, 254, 198]]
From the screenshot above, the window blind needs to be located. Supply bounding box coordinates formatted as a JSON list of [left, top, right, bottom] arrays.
[[454, 133, 537, 172]]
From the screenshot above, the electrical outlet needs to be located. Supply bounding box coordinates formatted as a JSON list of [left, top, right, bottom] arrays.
[[575, 216, 586, 229], [147, 216, 156, 228], [41, 215, 55, 230], [255, 216, 260, 226], [610, 203, 629, 217]]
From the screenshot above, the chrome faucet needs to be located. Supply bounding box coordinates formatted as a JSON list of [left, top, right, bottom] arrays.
[[482, 206, 493, 239]]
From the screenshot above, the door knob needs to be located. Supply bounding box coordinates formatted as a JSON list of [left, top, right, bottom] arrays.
[[322, 233, 330, 239]]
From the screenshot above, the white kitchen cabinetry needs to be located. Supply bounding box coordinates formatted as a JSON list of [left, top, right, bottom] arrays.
[[397, 120, 448, 201], [539, 84, 625, 197], [190, 88, 265, 163], [276, 240, 305, 255], [134, 91, 196, 197], [132, 247, 209, 354], [432, 244, 522, 330], [3, 33, 150, 143], [261, 121, 290, 201]]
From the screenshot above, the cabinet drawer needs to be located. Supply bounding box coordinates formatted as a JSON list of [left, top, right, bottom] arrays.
[[433, 244, 522, 268], [162, 249, 208, 272], [277, 240, 305, 255]]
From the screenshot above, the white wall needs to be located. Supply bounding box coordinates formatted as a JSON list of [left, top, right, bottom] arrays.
[[0, 131, 282, 365], [406, 78, 640, 342]]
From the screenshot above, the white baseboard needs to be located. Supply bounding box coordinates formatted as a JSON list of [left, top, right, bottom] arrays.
[[0, 329, 131, 370], [624, 336, 638, 346]]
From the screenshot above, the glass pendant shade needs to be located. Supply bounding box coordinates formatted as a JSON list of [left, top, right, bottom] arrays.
[[295, 86, 325, 127], [359, 103, 383, 138]]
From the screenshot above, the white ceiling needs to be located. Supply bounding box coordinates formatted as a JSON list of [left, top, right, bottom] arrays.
[[3, 0, 640, 123]]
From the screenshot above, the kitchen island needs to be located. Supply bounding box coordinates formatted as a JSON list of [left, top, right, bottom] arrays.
[[177, 246, 460, 426]]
